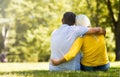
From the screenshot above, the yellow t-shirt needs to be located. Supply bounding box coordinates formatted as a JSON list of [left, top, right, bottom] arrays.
[[64, 35, 109, 66]]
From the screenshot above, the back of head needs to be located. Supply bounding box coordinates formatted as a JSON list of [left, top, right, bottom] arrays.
[[76, 14, 91, 27], [62, 12, 76, 26]]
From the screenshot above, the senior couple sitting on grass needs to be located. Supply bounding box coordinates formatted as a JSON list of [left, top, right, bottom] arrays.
[[49, 12, 110, 71]]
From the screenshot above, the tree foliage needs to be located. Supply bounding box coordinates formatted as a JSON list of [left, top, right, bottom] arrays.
[[0, 0, 119, 62]]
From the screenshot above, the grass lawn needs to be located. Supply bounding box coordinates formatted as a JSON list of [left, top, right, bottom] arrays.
[[0, 62, 120, 77]]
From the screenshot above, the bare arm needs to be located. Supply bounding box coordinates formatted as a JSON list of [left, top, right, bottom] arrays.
[[51, 58, 66, 66], [86, 27, 106, 35]]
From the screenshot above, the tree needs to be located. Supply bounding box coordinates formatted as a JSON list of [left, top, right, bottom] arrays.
[[3, 0, 72, 62], [0, 0, 11, 62], [105, 0, 120, 61]]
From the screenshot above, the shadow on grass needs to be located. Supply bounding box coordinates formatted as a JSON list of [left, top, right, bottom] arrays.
[[0, 67, 120, 77]]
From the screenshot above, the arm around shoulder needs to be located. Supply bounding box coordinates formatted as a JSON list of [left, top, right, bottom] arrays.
[[85, 27, 106, 35]]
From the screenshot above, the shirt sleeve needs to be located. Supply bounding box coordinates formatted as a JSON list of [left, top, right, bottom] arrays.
[[63, 37, 83, 61], [71, 26, 88, 37]]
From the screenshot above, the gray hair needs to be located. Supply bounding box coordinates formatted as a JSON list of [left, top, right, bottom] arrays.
[[75, 14, 91, 27]]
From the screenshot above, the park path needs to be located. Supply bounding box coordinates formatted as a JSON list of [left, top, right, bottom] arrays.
[[0, 62, 49, 72]]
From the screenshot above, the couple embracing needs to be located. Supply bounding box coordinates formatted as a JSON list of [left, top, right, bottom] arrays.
[[49, 12, 110, 71]]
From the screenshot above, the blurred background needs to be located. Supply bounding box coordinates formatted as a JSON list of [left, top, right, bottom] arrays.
[[0, 0, 119, 62]]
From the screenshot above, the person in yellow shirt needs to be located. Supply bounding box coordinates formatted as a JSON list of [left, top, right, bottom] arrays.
[[51, 14, 110, 71]]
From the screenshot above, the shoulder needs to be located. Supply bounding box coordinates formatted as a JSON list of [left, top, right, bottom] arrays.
[[83, 35, 94, 39], [72, 26, 88, 31]]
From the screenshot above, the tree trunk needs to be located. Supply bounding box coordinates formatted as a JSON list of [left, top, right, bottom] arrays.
[[115, 0, 120, 61], [105, 0, 120, 61], [115, 22, 120, 61]]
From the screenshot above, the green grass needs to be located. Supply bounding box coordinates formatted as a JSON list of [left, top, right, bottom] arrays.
[[0, 68, 120, 77], [0, 62, 120, 77]]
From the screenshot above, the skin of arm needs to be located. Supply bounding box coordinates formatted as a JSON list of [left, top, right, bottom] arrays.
[[51, 37, 83, 66], [86, 27, 106, 35], [51, 58, 66, 66]]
